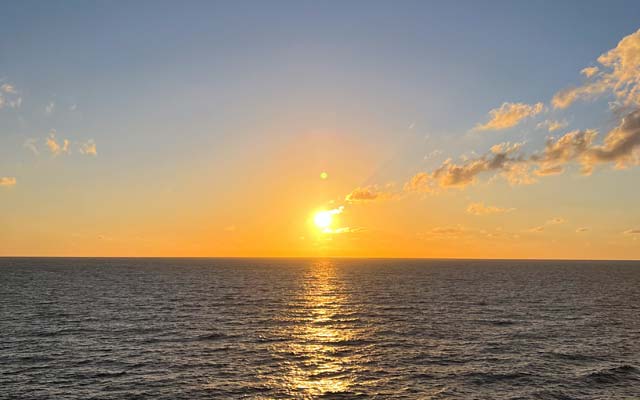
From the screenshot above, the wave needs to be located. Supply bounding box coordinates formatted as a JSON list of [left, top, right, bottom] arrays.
[[582, 365, 639, 384]]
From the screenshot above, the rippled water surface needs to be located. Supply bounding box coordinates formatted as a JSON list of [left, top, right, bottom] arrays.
[[1, 258, 639, 399]]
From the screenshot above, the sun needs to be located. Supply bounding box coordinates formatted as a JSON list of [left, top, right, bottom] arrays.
[[314, 211, 333, 229]]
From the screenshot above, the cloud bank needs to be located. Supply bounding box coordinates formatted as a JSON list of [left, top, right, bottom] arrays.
[[347, 28, 640, 203]]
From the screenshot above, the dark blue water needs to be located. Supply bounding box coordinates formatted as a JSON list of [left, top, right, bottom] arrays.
[[1, 258, 639, 399]]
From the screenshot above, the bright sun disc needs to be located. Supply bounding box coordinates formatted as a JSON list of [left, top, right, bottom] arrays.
[[314, 211, 332, 229]]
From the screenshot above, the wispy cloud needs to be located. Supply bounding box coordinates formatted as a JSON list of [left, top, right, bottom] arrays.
[[24, 138, 39, 155], [345, 184, 399, 203], [0, 81, 22, 109], [547, 217, 566, 225], [537, 119, 569, 132], [624, 229, 640, 234], [474, 102, 544, 131], [576, 227, 590, 232], [528, 217, 566, 233], [466, 202, 514, 215]]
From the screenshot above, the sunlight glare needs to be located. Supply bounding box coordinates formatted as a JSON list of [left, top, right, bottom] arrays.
[[314, 211, 333, 229]]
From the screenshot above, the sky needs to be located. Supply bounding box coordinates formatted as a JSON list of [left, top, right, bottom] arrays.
[[2, 1, 640, 258]]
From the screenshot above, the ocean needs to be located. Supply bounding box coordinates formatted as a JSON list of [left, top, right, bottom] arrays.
[[1, 258, 639, 399]]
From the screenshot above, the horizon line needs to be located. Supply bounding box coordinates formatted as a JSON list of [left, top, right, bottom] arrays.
[[0, 255, 639, 262]]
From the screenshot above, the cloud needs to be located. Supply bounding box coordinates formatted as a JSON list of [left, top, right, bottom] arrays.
[[405, 142, 527, 192], [580, 108, 640, 172], [347, 29, 640, 206], [581, 66, 599, 78], [46, 131, 70, 156], [466, 202, 514, 215], [547, 217, 566, 225], [45, 102, 55, 115], [24, 138, 39, 155], [0, 177, 16, 187], [423, 149, 443, 160], [527, 217, 566, 233], [78, 139, 97, 156], [345, 184, 398, 203], [537, 119, 569, 132], [419, 225, 468, 239], [474, 102, 544, 131], [401, 109, 640, 195], [624, 229, 640, 234], [553, 28, 640, 109], [576, 227, 590, 232], [0, 81, 21, 109], [1, 83, 16, 94]]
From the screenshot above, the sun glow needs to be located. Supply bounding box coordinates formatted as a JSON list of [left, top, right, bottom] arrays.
[[314, 211, 333, 229]]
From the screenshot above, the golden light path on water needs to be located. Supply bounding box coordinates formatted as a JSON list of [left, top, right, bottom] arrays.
[[266, 260, 362, 397]]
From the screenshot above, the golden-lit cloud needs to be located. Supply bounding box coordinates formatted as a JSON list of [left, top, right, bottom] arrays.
[[576, 227, 590, 232], [553, 28, 640, 109], [46, 131, 70, 156], [404, 142, 527, 192], [78, 139, 97, 156], [466, 202, 514, 215], [37, 131, 97, 157], [474, 102, 544, 131], [0, 177, 16, 187], [390, 108, 640, 198], [345, 185, 397, 203], [581, 66, 599, 78]]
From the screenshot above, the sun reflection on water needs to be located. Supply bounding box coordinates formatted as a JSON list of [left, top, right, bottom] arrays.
[[269, 260, 361, 397]]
